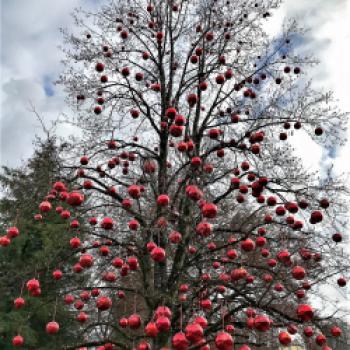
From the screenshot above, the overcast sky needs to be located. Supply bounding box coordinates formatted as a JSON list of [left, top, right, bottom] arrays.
[[0, 0, 349, 173]]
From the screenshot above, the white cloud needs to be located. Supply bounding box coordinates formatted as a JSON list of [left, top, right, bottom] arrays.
[[0, 0, 99, 166]]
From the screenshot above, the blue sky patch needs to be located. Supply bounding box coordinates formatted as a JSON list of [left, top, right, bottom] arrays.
[[43, 75, 55, 97]]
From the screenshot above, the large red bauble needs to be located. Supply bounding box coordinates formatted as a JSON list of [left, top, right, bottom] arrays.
[[128, 219, 140, 230], [119, 317, 128, 328], [12, 335, 24, 346], [304, 326, 314, 337], [310, 210, 323, 224], [157, 194, 170, 206], [7, 226, 19, 238], [145, 322, 159, 337], [278, 331, 291, 346], [96, 296, 112, 311], [14, 297, 25, 309], [185, 323, 204, 342], [297, 304, 314, 322], [169, 231, 182, 243], [165, 107, 177, 119], [128, 185, 141, 198], [101, 217, 114, 230], [172, 332, 189, 350], [156, 316, 171, 332], [52, 269, 63, 280], [215, 331, 234, 350], [315, 334, 327, 346], [67, 191, 84, 206], [202, 203, 218, 218], [155, 306, 172, 319], [194, 316, 208, 329], [39, 200, 52, 212], [169, 125, 184, 137], [200, 299, 212, 310], [137, 341, 151, 350], [46, 321, 59, 334], [80, 254, 94, 268], [64, 294, 74, 304], [254, 315, 272, 332], [231, 267, 248, 281], [0, 235, 11, 246], [256, 236, 266, 247], [195, 222, 212, 237], [151, 247, 166, 262], [241, 238, 255, 252], [331, 326, 341, 336], [292, 266, 306, 280], [70, 237, 81, 248], [191, 156, 202, 167], [26, 278, 40, 291], [128, 314, 141, 329]]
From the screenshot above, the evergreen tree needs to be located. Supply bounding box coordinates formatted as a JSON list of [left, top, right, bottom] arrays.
[[0, 138, 81, 349]]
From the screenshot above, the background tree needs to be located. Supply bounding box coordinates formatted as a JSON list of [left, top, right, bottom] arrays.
[[3, 0, 350, 349], [0, 138, 84, 349]]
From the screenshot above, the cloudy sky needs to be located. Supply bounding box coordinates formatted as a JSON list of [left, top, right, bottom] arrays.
[[0, 0, 349, 171]]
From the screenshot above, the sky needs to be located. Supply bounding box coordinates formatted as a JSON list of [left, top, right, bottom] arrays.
[[1, 0, 350, 171]]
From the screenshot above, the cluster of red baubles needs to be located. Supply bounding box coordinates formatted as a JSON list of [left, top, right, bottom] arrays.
[[5, 164, 346, 349]]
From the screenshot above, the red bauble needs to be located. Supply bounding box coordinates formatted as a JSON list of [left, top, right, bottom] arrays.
[[7, 226, 19, 238], [0, 236, 11, 246], [101, 217, 114, 230], [26, 278, 40, 291], [70, 237, 81, 248], [96, 296, 112, 311], [46, 321, 60, 334], [185, 323, 204, 342], [157, 194, 170, 206], [155, 306, 172, 319], [202, 203, 218, 218], [14, 297, 25, 309], [278, 331, 291, 346], [241, 239, 255, 252], [172, 332, 189, 350], [145, 322, 159, 337], [156, 316, 171, 332], [297, 304, 314, 322], [80, 254, 94, 268], [52, 269, 63, 280], [215, 331, 234, 350], [254, 315, 272, 332], [196, 222, 212, 237], [315, 334, 327, 346], [128, 314, 141, 329], [331, 326, 341, 337], [194, 316, 208, 329], [169, 231, 182, 243], [67, 191, 84, 206], [337, 277, 346, 287], [151, 247, 166, 262], [128, 185, 141, 198], [292, 266, 306, 280], [39, 200, 52, 212], [12, 335, 24, 347]]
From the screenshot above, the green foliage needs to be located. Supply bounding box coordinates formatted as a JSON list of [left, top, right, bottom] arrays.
[[0, 138, 80, 349]]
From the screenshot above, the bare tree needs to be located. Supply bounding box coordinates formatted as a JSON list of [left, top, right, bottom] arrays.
[[4, 1, 350, 349]]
